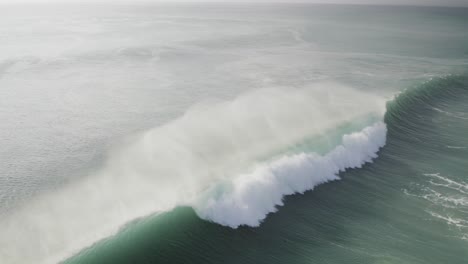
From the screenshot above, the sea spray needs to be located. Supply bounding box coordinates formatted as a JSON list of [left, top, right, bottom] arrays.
[[0, 83, 386, 264]]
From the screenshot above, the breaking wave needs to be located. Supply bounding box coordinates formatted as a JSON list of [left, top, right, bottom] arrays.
[[195, 122, 386, 227], [0, 83, 387, 264]]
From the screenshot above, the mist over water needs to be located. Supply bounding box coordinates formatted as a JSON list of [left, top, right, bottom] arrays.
[[0, 83, 385, 263], [0, 3, 467, 264]]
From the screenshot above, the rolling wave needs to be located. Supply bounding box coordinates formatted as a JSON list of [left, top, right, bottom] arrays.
[[195, 122, 386, 228], [3, 75, 467, 264], [385, 75, 468, 126]]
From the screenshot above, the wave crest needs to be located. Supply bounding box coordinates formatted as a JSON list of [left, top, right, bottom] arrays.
[[195, 122, 387, 228]]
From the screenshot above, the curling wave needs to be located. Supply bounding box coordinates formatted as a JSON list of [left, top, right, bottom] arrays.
[[195, 122, 387, 228]]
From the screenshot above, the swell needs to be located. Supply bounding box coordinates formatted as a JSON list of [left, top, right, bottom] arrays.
[[385, 75, 468, 130], [386, 74, 468, 243]]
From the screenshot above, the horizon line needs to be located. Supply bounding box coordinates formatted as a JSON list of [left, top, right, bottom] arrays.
[[1, 1, 468, 8]]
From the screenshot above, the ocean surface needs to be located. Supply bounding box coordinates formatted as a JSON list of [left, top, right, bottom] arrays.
[[0, 3, 467, 264]]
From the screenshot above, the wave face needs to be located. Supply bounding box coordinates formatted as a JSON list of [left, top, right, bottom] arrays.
[[0, 83, 385, 264], [387, 75, 468, 243]]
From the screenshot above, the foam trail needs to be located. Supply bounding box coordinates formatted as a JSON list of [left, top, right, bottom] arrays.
[[195, 122, 387, 227], [0, 83, 386, 264]]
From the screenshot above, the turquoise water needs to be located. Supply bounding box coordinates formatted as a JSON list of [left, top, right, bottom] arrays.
[[0, 4, 467, 264]]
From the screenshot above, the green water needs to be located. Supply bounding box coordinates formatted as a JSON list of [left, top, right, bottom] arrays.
[[66, 77, 468, 264]]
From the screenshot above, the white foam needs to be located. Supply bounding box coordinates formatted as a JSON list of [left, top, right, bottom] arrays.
[[195, 122, 387, 228], [446, 146, 467, 149], [427, 211, 468, 229], [424, 173, 468, 195]]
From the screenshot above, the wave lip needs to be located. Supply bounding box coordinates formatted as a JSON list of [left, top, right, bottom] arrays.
[[195, 122, 387, 228]]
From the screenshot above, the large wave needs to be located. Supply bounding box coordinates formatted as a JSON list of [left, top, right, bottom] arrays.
[[0, 83, 386, 264], [195, 122, 386, 228]]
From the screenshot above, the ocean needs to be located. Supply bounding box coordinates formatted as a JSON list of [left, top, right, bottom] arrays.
[[0, 3, 467, 264]]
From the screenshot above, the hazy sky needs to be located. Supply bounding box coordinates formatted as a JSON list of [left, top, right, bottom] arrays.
[[0, 0, 467, 7]]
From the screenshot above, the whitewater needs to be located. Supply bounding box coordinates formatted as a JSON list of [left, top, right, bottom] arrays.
[[0, 82, 387, 263]]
